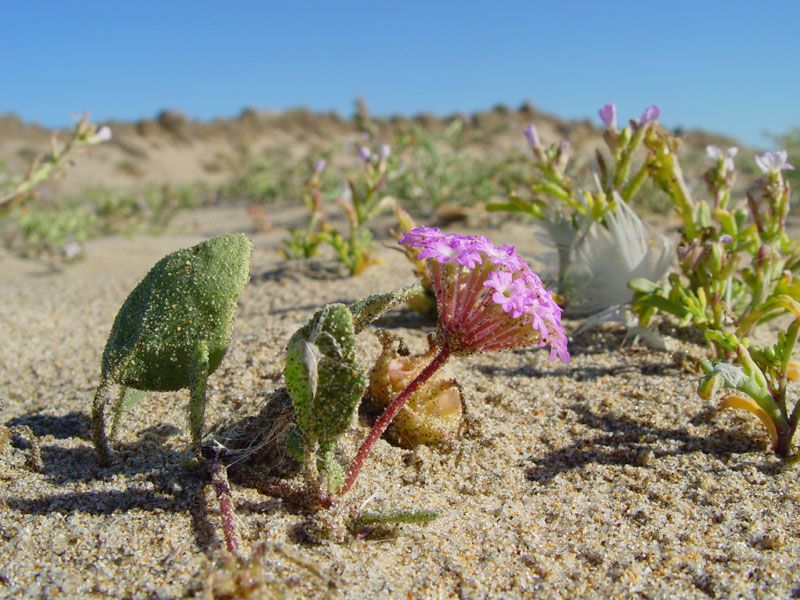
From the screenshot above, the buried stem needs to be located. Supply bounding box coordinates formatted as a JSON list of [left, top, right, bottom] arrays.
[[332, 345, 452, 502], [208, 455, 241, 557]]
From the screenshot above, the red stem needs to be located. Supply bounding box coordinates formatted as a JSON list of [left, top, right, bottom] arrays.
[[209, 457, 240, 556], [336, 344, 452, 499]]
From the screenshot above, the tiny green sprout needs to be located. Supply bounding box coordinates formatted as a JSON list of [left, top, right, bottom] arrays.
[[699, 319, 800, 459], [92, 233, 252, 466], [349, 509, 439, 540], [283, 284, 425, 496], [353, 509, 439, 527]]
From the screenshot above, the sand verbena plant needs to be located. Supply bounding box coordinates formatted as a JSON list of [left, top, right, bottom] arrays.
[[334, 227, 570, 500]]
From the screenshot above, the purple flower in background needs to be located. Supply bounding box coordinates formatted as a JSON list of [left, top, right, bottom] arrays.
[[598, 102, 617, 130], [379, 144, 391, 161], [706, 145, 738, 172], [399, 227, 569, 361], [638, 105, 661, 125], [314, 159, 327, 174], [524, 124, 541, 149], [755, 150, 794, 174], [358, 146, 371, 162], [88, 126, 112, 144]]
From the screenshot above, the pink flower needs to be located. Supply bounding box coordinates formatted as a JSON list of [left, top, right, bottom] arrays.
[[524, 124, 541, 149], [638, 105, 660, 125], [400, 227, 569, 361], [598, 102, 617, 130], [334, 227, 569, 501], [755, 150, 794, 173], [88, 126, 112, 144], [706, 145, 738, 172]]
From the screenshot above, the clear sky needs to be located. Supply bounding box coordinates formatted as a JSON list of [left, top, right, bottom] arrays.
[[2, 0, 798, 147]]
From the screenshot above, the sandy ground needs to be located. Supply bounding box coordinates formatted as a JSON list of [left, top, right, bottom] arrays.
[[2, 205, 800, 598]]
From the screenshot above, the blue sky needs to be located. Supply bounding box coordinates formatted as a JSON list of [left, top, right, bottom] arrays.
[[2, 1, 798, 147]]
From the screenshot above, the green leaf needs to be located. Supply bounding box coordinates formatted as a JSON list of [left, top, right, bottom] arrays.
[[634, 294, 690, 319], [102, 233, 252, 391], [349, 283, 425, 333], [628, 277, 661, 294], [284, 304, 367, 445]]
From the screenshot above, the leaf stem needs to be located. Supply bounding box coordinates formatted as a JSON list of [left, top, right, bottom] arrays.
[[208, 455, 241, 557]]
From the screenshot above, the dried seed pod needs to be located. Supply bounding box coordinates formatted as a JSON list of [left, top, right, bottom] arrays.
[[369, 331, 462, 448]]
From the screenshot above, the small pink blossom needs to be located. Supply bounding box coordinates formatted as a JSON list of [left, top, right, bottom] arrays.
[[755, 149, 794, 173], [638, 105, 660, 125], [88, 126, 112, 144], [598, 102, 617, 130], [524, 124, 541, 149], [706, 145, 738, 172], [400, 227, 569, 361]]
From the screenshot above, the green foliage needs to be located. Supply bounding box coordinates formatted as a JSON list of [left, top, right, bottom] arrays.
[[348, 283, 425, 333], [92, 233, 252, 465], [386, 120, 525, 214], [218, 149, 335, 205], [1, 184, 205, 259], [698, 320, 800, 459], [316, 145, 396, 275], [0, 114, 111, 214], [280, 161, 329, 259], [630, 126, 799, 357], [283, 284, 425, 495], [284, 303, 366, 494], [489, 113, 673, 316], [353, 509, 439, 526]]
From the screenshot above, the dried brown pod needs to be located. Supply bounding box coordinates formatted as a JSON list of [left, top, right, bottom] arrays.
[[368, 331, 462, 448]]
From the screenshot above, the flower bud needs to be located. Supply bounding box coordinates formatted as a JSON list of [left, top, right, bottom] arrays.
[[638, 105, 660, 125], [698, 374, 719, 400], [524, 124, 541, 149], [598, 102, 617, 130]]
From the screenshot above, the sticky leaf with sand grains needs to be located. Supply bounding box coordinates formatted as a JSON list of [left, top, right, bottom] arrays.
[[91, 233, 252, 465]]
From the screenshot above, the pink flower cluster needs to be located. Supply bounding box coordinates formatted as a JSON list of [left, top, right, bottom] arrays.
[[400, 227, 569, 362]]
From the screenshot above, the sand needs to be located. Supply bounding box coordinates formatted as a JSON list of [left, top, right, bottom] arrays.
[[2, 205, 800, 598]]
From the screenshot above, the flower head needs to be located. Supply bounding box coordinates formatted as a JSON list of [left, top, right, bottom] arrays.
[[358, 146, 371, 162], [755, 149, 794, 174], [524, 124, 541, 149], [638, 105, 660, 125], [379, 144, 391, 161], [598, 102, 617, 130], [706, 145, 738, 172], [87, 125, 112, 144], [399, 227, 569, 361], [314, 159, 327, 174]]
